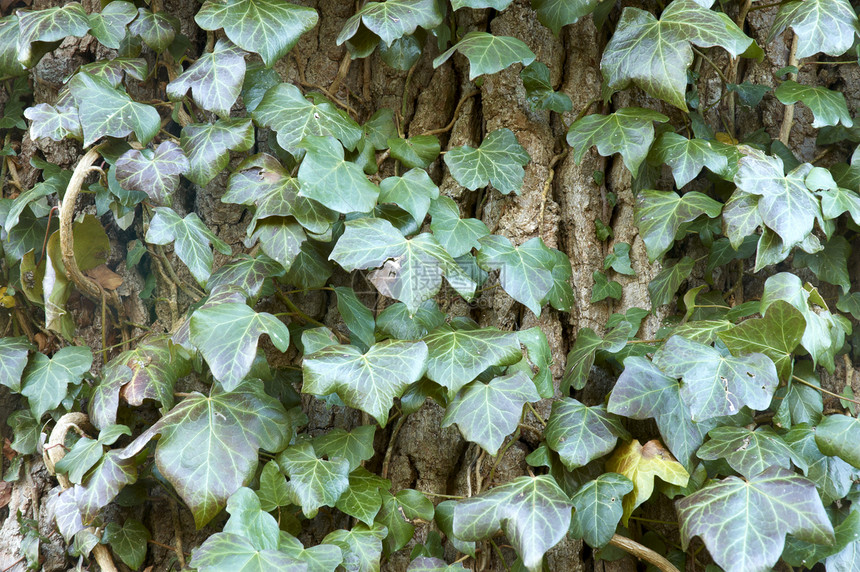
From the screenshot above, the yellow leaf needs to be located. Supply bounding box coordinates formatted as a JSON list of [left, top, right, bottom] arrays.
[[606, 439, 689, 525], [715, 132, 738, 145], [0, 287, 14, 308]]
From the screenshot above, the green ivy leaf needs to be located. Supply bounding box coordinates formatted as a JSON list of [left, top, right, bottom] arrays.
[[475, 235, 557, 314], [0, 16, 26, 76], [452, 475, 572, 570], [786, 423, 856, 504], [257, 460, 290, 512], [277, 442, 350, 518], [190, 302, 290, 391], [601, 0, 754, 110], [302, 340, 428, 425], [819, 185, 860, 225], [103, 519, 150, 570], [279, 532, 344, 571], [443, 129, 530, 195], [23, 103, 82, 142], [118, 382, 291, 528], [115, 141, 189, 206], [562, 322, 631, 393], [245, 217, 307, 272], [376, 300, 445, 340], [815, 414, 860, 469], [452, 0, 514, 9], [312, 426, 376, 472], [635, 189, 723, 262], [167, 38, 246, 117], [207, 254, 285, 299], [253, 84, 362, 155], [0, 337, 31, 392], [423, 325, 522, 396], [56, 425, 131, 485], [296, 136, 379, 214], [441, 372, 540, 455], [546, 399, 630, 470], [375, 489, 434, 554], [676, 467, 834, 572], [569, 474, 633, 548], [8, 410, 38, 455], [520, 61, 572, 112], [16, 3, 90, 67], [510, 327, 554, 398], [591, 271, 622, 303], [336, 467, 390, 526], [190, 533, 306, 571], [531, 0, 599, 35], [698, 426, 806, 479], [334, 287, 375, 351], [768, 0, 860, 58], [649, 132, 738, 188], [722, 191, 763, 250], [407, 556, 468, 571], [196, 0, 318, 67], [180, 118, 255, 186], [653, 335, 779, 422], [387, 135, 441, 170], [338, 0, 442, 47], [224, 487, 280, 550], [775, 81, 853, 128], [647, 256, 694, 309], [21, 346, 92, 420], [321, 523, 387, 572], [567, 108, 668, 176], [88, 1, 136, 50], [433, 31, 535, 79], [79, 57, 148, 87], [145, 207, 232, 285], [427, 196, 489, 258], [792, 235, 851, 293], [128, 8, 178, 52], [68, 72, 159, 146], [378, 168, 439, 223]]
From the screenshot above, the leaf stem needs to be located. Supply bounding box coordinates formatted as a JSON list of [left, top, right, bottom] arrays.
[[779, 34, 799, 145], [608, 534, 681, 572], [525, 402, 546, 426], [691, 47, 729, 84], [422, 91, 480, 136], [792, 375, 860, 406], [488, 427, 520, 487]]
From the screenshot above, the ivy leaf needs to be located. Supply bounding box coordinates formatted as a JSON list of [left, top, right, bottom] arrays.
[[427, 196, 489, 258], [434, 31, 535, 79], [768, 0, 860, 58], [793, 235, 851, 293], [16, 3, 90, 67], [452, 0, 514, 8], [649, 132, 738, 188], [387, 135, 441, 170], [336, 467, 390, 526], [653, 335, 779, 421], [676, 467, 835, 572], [56, 425, 131, 485], [277, 442, 350, 518], [562, 322, 631, 393], [567, 108, 668, 176], [697, 426, 806, 479], [635, 189, 722, 262], [279, 533, 344, 571], [63, 450, 139, 526], [256, 460, 290, 512], [338, 0, 442, 47], [88, 1, 137, 50], [532, 0, 598, 35], [475, 235, 556, 314], [302, 340, 428, 425], [207, 254, 285, 299], [24, 103, 82, 142], [245, 218, 307, 272], [79, 57, 147, 87], [224, 487, 280, 550], [118, 382, 291, 528], [21, 346, 92, 420], [296, 136, 379, 214], [604, 243, 635, 276], [128, 8, 177, 52], [601, 0, 754, 110], [312, 426, 376, 472], [591, 271, 622, 303], [520, 61, 572, 113], [546, 399, 630, 470], [376, 300, 445, 341], [819, 185, 860, 225], [647, 256, 694, 309], [190, 533, 306, 571], [334, 287, 375, 351], [441, 372, 540, 455], [815, 414, 860, 469], [322, 523, 387, 572], [722, 191, 763, 249], [718, 300, 805, 381], [242, 62, 279, 114], [376, 489, 434, 554], [378, 168, 439, 223], [167, 39, 246, 117], [785, 423, 855, 504], [733, 147, 823, 249], [0, 337, 31, 392], [253, 84, 362, 155], [196, 0, 318, 66], [775, 81, 853, 128], [180, 118, 255, 186], [0, 16, 26, 77], [407, 557, 468, 572], [68, 73, 160, 146], [145, 207, 232, 285], [569, 474, 634, 548], [115, 141, 189, 206], [452, 475, 572, 570], [423, 326, 522, 396], [190, 302, 290, 391], [607, 439, 689, 524], [103, 519, 150, 570], [443, 129, 530, 195]]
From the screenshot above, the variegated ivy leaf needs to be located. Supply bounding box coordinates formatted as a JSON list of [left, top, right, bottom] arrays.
[[567, 108, 669, 177], [697, 426, 807, 479], [180, 118, 255, 186], [195, 0, 318, 67], [441, 372, 540, 455], [16, 3, 90, 67], [601, 0, 755, 109], [79, 58, 148, 87], [677, 467, 834, 572], [171, 286, 247, 352], [330, 217, 477, 313], [444, 129, 530, 195], [118, 381, 292, 528], [167, 39, 247, 117], [427, 196, 489, 258], [337, 0, 442, 47], [88, 1, 137, 50], [653, 335, 779, 422], [115, 141, 189, 206], [545, 398, 630, 470], [569, 474, 634, 548], [378, 168, 439, 223], [296, 136, 379, 214], [145, 207, 232, 285], [207, 254, 285, 298], [721, 190, 762, 249], [562, 321, 632, 392], [23, 103, 81, 142], [452, 475, 572, 570], [649, 132, 739, 188], [322, 523, 387, 572], [0, 337, 31, 392], [302, 339, 428, 425], [775, 81, 853, 128], [433, 31, 536, 80], [222, 153, 337, 235], [89, 335, 192, 430], [732, 146, 823, 250], [128, 8, 178, 52], [190, 533, 306, 571], [0, 16, 26, 77], [635, 189, 723, 262], [21, 345, 92, 420], [253, 84, 362, 155], [277, 442, 350, 518], [68, 72, 160, 146], [768, 0, 860, 59], [190, 302, 290, 391], [532, 0, 599, 35]]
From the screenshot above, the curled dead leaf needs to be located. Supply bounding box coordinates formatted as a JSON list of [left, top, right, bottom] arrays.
[[85, 265, 123, 290]]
